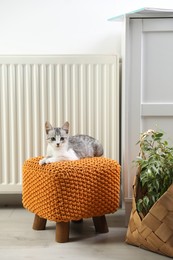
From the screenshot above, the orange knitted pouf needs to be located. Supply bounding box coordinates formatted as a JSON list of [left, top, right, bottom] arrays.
[[22, 156, 120, 242]]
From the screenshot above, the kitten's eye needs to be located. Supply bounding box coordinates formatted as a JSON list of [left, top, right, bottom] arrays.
[[51, 137, 56, 141], [60, 137, 64, 141]]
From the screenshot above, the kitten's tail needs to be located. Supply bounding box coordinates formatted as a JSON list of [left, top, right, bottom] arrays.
[[95, 142, 104, 157]]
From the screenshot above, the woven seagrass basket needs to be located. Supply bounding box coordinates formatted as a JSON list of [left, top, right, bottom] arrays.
[[126, 175, 173, 257]]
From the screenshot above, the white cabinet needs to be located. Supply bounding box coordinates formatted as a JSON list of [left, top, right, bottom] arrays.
[[110, 8, 173, 223]]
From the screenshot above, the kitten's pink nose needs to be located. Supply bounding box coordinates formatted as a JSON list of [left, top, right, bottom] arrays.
[[56, 143, 60, 147]]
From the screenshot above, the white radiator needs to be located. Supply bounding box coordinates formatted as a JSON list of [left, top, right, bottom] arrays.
[[0, 55, 119, 194]]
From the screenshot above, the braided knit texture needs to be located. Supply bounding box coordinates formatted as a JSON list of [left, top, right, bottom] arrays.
[[22, 157, 120, 222]]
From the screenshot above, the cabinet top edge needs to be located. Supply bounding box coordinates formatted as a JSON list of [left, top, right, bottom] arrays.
[[108, 7, 173, 22]]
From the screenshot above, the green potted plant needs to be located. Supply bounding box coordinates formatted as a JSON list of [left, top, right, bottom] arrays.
[[135, 129, 173, 217], [126, 129, 173, 257]]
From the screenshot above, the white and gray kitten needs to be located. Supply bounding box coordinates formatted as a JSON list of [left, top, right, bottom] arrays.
[[39, 121, 103, 165]]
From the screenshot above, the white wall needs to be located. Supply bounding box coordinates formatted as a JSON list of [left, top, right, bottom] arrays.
[[0, 0, 171, 55], [0, 0, 173, 55], [0, 0, 121, 55]]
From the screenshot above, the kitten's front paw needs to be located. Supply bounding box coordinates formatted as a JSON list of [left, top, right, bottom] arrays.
[[39, 157, 57, 165], [39, 158, 47, 165], [45, 158, 53, 164]]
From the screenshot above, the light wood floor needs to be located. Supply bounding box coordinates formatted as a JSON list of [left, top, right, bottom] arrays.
[[0, 207, 169, 260]]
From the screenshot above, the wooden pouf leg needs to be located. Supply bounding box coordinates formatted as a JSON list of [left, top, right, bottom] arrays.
[[32, 214, 47, 230], [92, 215, 109, 233], [56, 222, 70, 243], [72, 219, 83, 223]]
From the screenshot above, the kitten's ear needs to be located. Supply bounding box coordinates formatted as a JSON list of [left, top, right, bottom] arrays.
[[45, 121, 53, 134], [62, 121, 69, 134]]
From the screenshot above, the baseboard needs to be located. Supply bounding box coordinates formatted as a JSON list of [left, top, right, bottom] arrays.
[[124, 198, 132, 226], [0, 194, 22, 207]]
